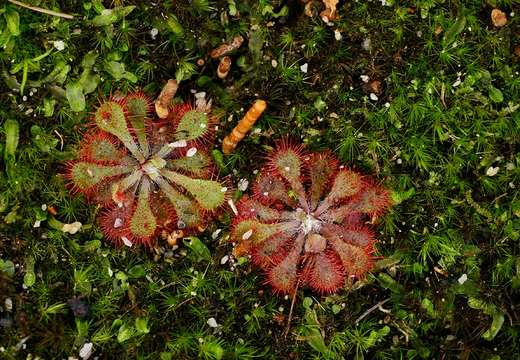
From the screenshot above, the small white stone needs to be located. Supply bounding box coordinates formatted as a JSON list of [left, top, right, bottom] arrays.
[[242, 229, 253, 240], [397, 158, 402, 164], [194, 91, 206, 99], [220, 187, 227, 192], [452, 79, 461, 87], [360, 75, 370, 83], [41, 204, 47, 211], [238, 178, 249, 191], [79, 342, 93, 360], [271, 59, 278, 68], [384, 102, 391, 108], [150, 28, 159, 39], [263, 191, 269, 197], [369, 93, 379, 101], [113, 218, 123, 228], [5, 298, 12, 311], [186, 147, 198, 157], [207, 317, 219, 328], [300, 63, 308, 73], [334, 29, 342, 41], [62, 222, 82, 234], [168, 140, 187, 148], [212, 229, 222, 239], [220, 255, 229, 265], [122, 236, 133, 247], [486, 166, 499, 176], [362, 38, 372, 51], [33, 220, 41, 228], [228, 199, 238, 215], [53, 40, 65, 51], [457, 274, 468, 285]]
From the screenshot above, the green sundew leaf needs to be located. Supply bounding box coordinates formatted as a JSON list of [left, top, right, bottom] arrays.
[[130, 180, 157, 239], [117, 323, 135, 343], [126, 96, 149, 156], [79, 72, 100, 95], [128, 265, 146, 279], [71, 162, 131, 190], [483, 311, 504, 340], [0, 259, 15, 276], [168, 152, 211, 176], [81, 51, 99, 69], [66, 82, 86, 112], [161, 170, 226, 210], [443, 15, 466, 46], [23, 257, 36, 288], [377, 273, 404, 294], [3, 119, 19, 160], [5, 9, 20, 36], [156, 178, 203, 228], [43, 97, 56, 117], [105, 61, 138, 83], [174, 110, 210, 141], [166, 15, 184, 36], [92, 6, 134, 26], [488, 86, 504, 103], [135, 317, 150, 334], [183, 237, 211, 263]]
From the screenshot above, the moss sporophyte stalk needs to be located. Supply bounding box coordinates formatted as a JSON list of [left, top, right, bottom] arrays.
[[66, 91, 229, 246]]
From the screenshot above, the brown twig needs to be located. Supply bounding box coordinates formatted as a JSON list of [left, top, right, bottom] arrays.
[[8, 0, 74, 19], [283, 279, 301, 338]]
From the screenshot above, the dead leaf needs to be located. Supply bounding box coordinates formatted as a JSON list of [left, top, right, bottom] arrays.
[[491, 9, 507, 28]]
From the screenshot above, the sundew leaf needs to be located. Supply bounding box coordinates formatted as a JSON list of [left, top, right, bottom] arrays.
[[184, 237, 211, 263], [443, 15, 466, 46], [66, 82, 86, 111], [105, 61, 138, 83]]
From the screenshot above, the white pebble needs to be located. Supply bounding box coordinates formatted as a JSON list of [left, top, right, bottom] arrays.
[[238, 178, 249, 191], [168, 140, 187, 148], [360, 75, 370, 83], [457, 274, 468, 285], [334, 29, 342, 41], [486, 166, 499, 176], [271, 59, 278, 68], [79, 342, 93, 360], [186, 147, 197, 157], [122, 236, 133, 247], [369, 93, 379, 101], [207, 318, 219, 328], [242, 229, 253, 240], [53, 40, 65, 51], [300, 63, 308, 73], [220, 255, 229, 265], [113, 218, 123, 228]]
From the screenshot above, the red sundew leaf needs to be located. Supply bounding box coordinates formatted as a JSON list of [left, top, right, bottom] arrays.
[[235, 196, 281, 222], [303, 251, 345, 294], [98, 204, 133, 246], [265, 233, 305, 294], [304, 151, 338, 210]]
